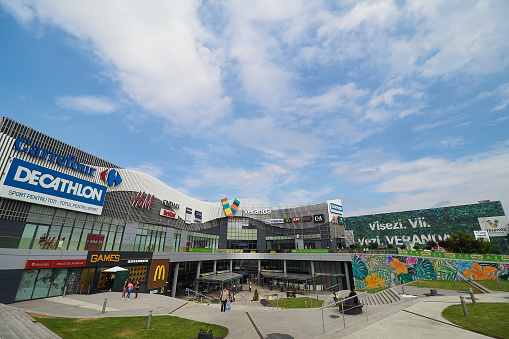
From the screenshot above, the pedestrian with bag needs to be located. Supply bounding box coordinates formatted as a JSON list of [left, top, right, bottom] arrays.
[[134, 281, 140, 299], [219, 287, 230, 312]]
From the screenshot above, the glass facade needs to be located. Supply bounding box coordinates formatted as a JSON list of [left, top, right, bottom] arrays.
[[15, 268, 70, 301], [133, 223, 166, 252]]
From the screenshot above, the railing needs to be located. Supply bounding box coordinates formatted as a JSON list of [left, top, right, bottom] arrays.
[[269, 295, 283, 310], [319, 291, 368, 333], [325, 283, 342, 293], [184, 288, 216, 304]]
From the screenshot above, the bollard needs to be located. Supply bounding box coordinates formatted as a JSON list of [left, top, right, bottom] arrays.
[[497, 279, 500, 289], [490, 276, 493, 283], [102, 299, 107, 314], [310, 299, 312, 308], [147, 310, 153, 329], [453, 280, 456, 288], [305, 301, 307, 308], [401, 284, 405, 295], [460, 296, 468, 317], [468, 288, 476, 305], [200, 297, 202, 304], [417, 278, 419, 286]]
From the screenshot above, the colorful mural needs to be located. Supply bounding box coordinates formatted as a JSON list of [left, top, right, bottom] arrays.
[[352, 254, 509, 289]]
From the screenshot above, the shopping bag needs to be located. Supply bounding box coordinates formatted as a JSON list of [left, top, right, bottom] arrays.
[[226, 302, 231, 311]]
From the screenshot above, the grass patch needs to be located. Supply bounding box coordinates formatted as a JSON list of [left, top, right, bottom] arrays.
[[442, 303, 509, 339], [277, 297, 324, 308], [407, 280, 480, 292], [475, 280, 509, 292], [356, 286, 391, 294], [30, 314, 228, 339]]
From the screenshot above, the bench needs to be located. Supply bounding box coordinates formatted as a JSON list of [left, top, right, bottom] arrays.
[[260, 299, 271, 307], [339, 298, 363, 315]]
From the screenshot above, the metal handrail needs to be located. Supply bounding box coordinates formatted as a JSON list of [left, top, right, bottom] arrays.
[[325, 283, 342, 292], [269, 295, 282, 310], [319, 291, 367, 310], [320, 291, 369, 333], [185, 288, 216, 303]]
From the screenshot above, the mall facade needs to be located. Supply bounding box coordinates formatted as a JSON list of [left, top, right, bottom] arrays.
[[0, 117, 351, 304]]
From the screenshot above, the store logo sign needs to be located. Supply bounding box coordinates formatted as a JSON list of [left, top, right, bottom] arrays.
[[284, 218, 292, 223], [90, 254, 120, 263], [100, 168, 122, 187], [154, 265, 165, 281], [303, 216, 312, 222], [14, 137, 97, 176], [265, 219, 284, 224], [292, 217, 301, 223], [160, 208, 177, 219], [330, 203, 343, 214], [221, 198, 240, 217], [132, 191, 154, 211], [487, 219, 499, 228], [313, 214, 324, 223]]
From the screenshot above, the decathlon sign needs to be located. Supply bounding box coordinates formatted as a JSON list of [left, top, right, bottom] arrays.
[[14, 137, 97, 176], [265, 219, 284, 224], [0, 158, 106, 215]]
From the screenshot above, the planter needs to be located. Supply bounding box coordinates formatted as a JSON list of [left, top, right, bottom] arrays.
[[198, 331, 213, 339], [430, 289, 438, 296]]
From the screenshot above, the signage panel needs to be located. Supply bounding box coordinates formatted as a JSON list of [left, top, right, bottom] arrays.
[[292, 217, 301, 223], [303, 216, 312, 222], [0, 158, 106, 215], [478, 216, 508, 237], [265, 219, 284, 224], [186, 207, 192, 214], [160, 208, 177, 219], [147, 259, 170, 290], [87, 251, 152, 267], [330, 203, 343, 214], [313, 214, 324, 223], [284, 218, 292, 223], [25, 259, 87, 269]]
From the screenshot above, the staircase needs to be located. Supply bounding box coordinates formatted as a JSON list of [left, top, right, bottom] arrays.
[[361, 288, 401, 306], [0, 303, 60, 339]]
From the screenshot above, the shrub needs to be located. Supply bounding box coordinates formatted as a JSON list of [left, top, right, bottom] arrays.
[[253, 288, 259, 301]]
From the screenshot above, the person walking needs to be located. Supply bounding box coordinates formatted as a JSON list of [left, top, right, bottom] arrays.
[[38, 233, 47, 249], [126, 281, 133, 300], [121, 279, 128, 299], [134, 281, 140, 299], [249, 282, 252, 293], [219, 287, 229, 312]]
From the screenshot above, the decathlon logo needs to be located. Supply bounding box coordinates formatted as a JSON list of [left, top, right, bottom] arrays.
[[221, 198, 240, 217], [154, 265, 165, 281], [100, 168, 122, 187], [487, 220, 499, 228]]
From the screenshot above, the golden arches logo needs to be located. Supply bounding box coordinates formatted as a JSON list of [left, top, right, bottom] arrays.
[[154, 265, 165, 281]]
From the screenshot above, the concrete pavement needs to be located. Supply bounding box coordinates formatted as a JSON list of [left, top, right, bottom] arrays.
[[9, 284, 508, 339]]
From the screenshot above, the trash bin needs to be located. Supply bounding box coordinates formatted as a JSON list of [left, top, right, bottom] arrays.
[[281, 287, 284, 292], [270, 286, 273, 291], [240, 286, 243, 291]]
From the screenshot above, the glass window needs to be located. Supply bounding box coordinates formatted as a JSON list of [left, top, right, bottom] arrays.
[[48, 268, 69, 297], [32, 269, 53, 299], [114, 229, 123, 251], [15, 270, 38, 301], [19, 224, 37, 249], [58, 227, 72, 250], [105, 227, 116, 251], [71, 227, 84, 251], [33, 225, 50, 250], [45, 225, 62, 250]]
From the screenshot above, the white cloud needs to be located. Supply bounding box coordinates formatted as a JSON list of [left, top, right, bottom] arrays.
[[337, 144, 509, 216], [439, 137, 467, 148], [127, 163, 165, 179], [280, 187, 333, 207], [55, 95, 118, 114]]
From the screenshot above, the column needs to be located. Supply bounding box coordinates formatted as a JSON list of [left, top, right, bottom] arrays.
[[343, 261, 351, 290], [171, 263, 179, 298], [213, 260, 217, 274], [195, 261, 202, 293], [257, 259, 261, 284], [283, 259, 287, 273], [230, 259, 233, 272], [311, 261, 316, 291]]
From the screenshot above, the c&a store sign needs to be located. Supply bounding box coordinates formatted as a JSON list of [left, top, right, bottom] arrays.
[[87, 251, 153, 267]]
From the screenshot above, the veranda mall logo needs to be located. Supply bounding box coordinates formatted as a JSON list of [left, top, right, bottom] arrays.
[[221, 198, 240, 217], [487, 219, 499, 228]]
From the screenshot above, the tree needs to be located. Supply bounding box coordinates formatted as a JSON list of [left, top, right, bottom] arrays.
[[369, 241, 378, 250], [399, 244, 407, 250], [413, 244, 420, 250], [387, 244, 394, 249], [253, 288, 259, 301], [438, 231, 501, 254]]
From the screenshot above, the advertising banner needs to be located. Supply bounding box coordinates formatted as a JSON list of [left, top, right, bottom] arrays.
[[345, 202, 506, 246], [147, 259, 170, 290], [25, 259, 87, 269], [0, 157, 106, 215], [397, 250, 509, 262], [478, 216, 508, 237], [87, 251, 152, 267]]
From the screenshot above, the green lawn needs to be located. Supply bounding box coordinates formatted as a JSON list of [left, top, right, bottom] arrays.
[[407, 280, 480, 292], [475, 280, 509, 292], [276, 297, 324, 308], [30, 314, 228, 339], [442, 303, 509, 339]]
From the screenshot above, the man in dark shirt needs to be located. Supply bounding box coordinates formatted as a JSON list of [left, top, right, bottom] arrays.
[[348, 288, 358, 304]]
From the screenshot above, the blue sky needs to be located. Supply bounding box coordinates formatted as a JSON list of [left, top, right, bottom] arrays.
[[1, 0, 508, 216]]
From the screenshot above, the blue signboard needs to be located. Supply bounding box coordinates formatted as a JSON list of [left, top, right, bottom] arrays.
[[330, 202, 343, 214], [0, 157, 107, 215]]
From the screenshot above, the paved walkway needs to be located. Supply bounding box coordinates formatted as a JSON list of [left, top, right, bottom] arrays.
[[9, 284, 509, 339]]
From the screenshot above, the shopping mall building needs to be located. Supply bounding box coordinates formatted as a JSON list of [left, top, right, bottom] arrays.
[[0, 117, 351, 304], [0, 117, 507, 304]]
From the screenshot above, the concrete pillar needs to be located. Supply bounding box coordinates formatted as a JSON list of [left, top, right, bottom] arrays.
[[195, 261, 202, 293], [171, 263, 179, 298], [343, 261, 351, 290], [283, 259, 287, 273], [213, 260, 217, 274], [311, 261, 316, 291], [257, 259, 261, 284], [230, 259, 233, 272]]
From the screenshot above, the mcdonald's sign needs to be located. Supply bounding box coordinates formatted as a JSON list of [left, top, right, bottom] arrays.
[[147, 259, 170, 290]]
